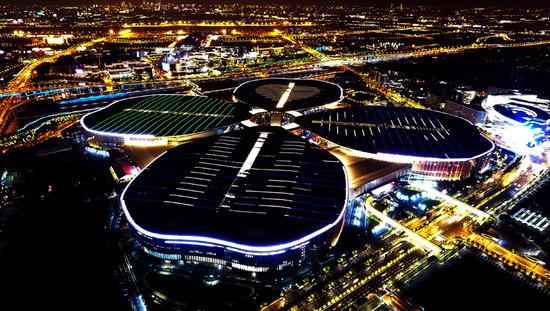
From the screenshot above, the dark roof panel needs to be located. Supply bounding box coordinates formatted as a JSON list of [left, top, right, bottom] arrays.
[[122, 127, 348, 246], [82, 94, 248, 137], [297, 105, 494, 160], [234, 78, 343, 112]]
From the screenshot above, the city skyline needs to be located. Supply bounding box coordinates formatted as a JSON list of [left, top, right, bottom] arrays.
[[7, 0, 550, 8]]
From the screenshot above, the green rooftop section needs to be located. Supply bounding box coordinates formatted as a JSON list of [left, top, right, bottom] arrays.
[[83, 95, 238, 137]]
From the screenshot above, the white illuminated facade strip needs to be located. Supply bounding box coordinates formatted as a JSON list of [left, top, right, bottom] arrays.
[[249, 108, 268, 114], [338, 144, 495, 164], [286, 111, 303, 117], [240, 119, 258, 128], [276, 82, 295, 109], [124, 136, 168, 147], [237, 132, 269, 178], [282, 122, 300, 130], [120, 149, 349, 256]]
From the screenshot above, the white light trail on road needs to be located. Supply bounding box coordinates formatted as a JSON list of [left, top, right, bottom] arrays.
[[363, 200, 442, 256], [411, 183, 490, 221]]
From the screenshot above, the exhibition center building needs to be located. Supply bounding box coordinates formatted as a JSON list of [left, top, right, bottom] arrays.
[[121, 127, 348, 274]]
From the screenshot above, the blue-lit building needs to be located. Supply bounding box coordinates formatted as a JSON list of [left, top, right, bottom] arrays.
[[483, 93, 550, 150]]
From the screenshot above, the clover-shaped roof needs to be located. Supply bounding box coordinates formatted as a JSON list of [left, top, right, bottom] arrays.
[[81, 94, 249, 139], [297, 105, 494, 162], [121, 127, 348, 251], [234, 78, 343, 112], [110, 78, 493, 252]]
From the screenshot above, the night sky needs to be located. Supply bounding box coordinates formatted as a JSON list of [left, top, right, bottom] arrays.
[[11, 0, 550, 7]]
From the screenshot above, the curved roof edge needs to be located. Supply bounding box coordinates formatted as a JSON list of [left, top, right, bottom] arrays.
[[81, 94, 239, 140], [233, 78, 345, 111], [119, 137, 350, 256], [298, 110, 496, 164]]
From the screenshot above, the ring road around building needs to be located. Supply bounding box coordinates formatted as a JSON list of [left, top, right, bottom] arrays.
[[80, 94, 248, 147], [296, 105, 495, 180], [120, 126, 348, 275]]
